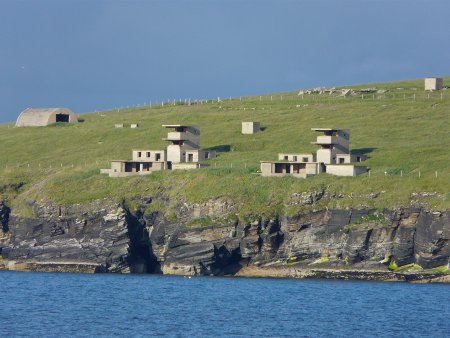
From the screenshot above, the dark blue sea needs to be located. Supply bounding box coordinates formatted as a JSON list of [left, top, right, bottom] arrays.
[[1, 271, 449, 337]]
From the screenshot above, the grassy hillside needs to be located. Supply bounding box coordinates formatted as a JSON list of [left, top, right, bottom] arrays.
[[1, 77, 449, 216]]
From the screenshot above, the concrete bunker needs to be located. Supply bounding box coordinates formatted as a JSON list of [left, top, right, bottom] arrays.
[[261, 128, 368, 178], [242, 122, 260, 134], [102, 124, 217, 177], [16, 108, 78, 127], [424, 77, 443, 91]]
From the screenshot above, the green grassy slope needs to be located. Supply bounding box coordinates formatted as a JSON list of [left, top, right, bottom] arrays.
[[1, 77, 449, 215]]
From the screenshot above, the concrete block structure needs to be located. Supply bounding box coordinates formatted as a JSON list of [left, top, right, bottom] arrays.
[[261, 128, 368, 178], [102, 125, 216, 177], [16, 108, 78, 127], [242, 121, 260, 134], [424, 77, 443, 91], [278, 153, 316, 163]]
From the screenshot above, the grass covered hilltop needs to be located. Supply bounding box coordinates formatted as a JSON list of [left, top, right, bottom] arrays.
[[1, 77, 449, 216]]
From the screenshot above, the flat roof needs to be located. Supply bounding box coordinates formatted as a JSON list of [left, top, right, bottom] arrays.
[[311, 128, 346, 132], [162, 124, 199, 129], [162, 137, 189, 141], [111, 160, 166, 163], [260, 160, 319, 164], [132, 149, 165, 152]]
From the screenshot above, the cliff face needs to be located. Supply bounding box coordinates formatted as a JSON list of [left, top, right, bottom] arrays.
[[0, 197, 449, 282], [0, 199, 156, 273]]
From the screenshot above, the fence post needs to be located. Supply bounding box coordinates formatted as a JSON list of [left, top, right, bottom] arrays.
[[435, 171, 438, 178]]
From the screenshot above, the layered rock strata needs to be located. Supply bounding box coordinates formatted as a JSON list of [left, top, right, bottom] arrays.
[[0, 197, 448, 282]]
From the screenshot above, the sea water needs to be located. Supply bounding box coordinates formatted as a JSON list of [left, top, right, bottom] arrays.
[[1, 271, 449, 337]]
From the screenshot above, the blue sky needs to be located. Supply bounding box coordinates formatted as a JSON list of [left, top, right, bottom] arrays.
[[1, 0, 449, 122]]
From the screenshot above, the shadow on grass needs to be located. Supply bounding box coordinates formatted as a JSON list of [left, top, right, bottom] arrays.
[[351, 147, 376, 155], [204, 144, 231, 152]]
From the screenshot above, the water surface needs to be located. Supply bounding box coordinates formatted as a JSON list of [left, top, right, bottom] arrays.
[[1, 271, 449, 337]]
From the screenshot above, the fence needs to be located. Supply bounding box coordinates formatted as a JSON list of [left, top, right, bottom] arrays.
[[93, 90, 449, 113], [0, 160, 448, 180]]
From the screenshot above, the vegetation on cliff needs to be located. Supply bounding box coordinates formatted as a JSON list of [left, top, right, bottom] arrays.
[[0, 77, 449, 216]]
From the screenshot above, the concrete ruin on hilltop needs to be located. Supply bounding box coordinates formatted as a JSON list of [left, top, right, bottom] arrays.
[[260, 128, 368, 178], [242, 121, 260, 134], [101, 125, 216, 177], [16, 108, 78, 127], [424, 77, 443, 91]]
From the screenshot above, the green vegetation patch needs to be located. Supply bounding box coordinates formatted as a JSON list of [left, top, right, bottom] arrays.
[[186, 216, 214, 227], [1, 77, 450, 216]]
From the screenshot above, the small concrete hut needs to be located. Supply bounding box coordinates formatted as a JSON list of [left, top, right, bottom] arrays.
[[16, 108, 78, 127]]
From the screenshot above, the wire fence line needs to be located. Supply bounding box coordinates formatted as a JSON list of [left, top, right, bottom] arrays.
[[96, 91, 449, 112], [0, 161, 449, 179]]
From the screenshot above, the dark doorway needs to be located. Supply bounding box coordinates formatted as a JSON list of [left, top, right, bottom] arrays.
[[188, 154, 194, 162], [125, 162, 133, 172], [56, 114, 70, 122]]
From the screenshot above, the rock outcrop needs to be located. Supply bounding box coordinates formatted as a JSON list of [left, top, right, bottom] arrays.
[[0, 199, 157, 273], [0, 196, 449, 282]]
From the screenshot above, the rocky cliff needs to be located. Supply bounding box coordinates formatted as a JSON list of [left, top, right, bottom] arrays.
[[0, 196, 449, 282]]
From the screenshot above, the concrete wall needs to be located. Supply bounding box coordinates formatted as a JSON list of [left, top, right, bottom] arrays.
[[260, 162, 273, 176], [108, 160, 166, 175], [425, 78, 443, 91], [164, 125, 200, 147], [242, 122, 260, 134], [313, 129, 349, 153], [185, 150, 200, 163], [326, 165, 368, 176], [278, 153, 315, 162], [260, 161, 311, 178], [166, 145, 185, 163], [111, 161, 125, 173], [202, 150, 216, 160], [316, 148, 336, 164], [305, 163, 319, 175], [336, 154, 367, 164], [132, 150, 166, 162], [171, 163, 201, 170]]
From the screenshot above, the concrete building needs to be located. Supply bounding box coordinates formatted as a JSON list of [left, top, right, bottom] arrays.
[[424, 77, 443, 91], [261, 128, 368, 178], [312, 128, 349, 164], [16, 108, 78, 127], [242, 121, 260, 134], [101, 125, 216, 177]]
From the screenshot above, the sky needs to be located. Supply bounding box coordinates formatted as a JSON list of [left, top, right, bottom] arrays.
[[1, 0, 450, 123]]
